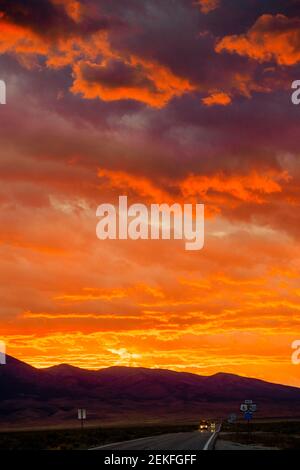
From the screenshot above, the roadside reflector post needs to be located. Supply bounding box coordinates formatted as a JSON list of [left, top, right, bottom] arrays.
[[78, 408, 87, 430]]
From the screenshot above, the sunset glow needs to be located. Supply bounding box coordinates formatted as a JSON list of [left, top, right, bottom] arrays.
[[1, 0, 300, 388]]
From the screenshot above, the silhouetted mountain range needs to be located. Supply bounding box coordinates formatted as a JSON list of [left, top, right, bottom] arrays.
[[1, 355, 300, 426]]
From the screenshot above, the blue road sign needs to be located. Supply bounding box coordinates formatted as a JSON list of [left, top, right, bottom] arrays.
[[244, 411, 253, 421]]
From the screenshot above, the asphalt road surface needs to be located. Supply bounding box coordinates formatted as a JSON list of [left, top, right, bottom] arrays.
[[92, 431, 214, 450]]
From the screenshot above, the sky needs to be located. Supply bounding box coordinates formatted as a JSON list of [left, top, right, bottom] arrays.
[[0, 0, 300, 386]]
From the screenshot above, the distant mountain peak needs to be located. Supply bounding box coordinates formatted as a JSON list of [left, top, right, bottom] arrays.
[[45, 363, 82, 371]]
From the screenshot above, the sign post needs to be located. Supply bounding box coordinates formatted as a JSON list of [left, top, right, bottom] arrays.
[[78, 408, 87, 430], [240, 400, 257, 441]]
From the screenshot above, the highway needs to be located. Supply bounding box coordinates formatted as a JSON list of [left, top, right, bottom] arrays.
[[91, 430, 216, 450]]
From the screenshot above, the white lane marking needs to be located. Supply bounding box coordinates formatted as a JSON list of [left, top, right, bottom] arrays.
[[203, 425, 221, 450], [203, 432, 217, 450]]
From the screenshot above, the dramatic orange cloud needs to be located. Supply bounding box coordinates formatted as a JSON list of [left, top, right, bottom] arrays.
[[202, 91, 232, 106], [0, 10, 194, 107], [0, 22, 47, 57], [52, 0, 83, 22], [196, 0, 220, 14], [71, 56, 195, 108], [180, 171, 290, 204], [98, 168, 172, 203], [216, 14, 300, 66], [98, 167, 291, 211]]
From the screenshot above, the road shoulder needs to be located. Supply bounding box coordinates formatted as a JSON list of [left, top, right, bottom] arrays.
[[215, 439, 278, 450]]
